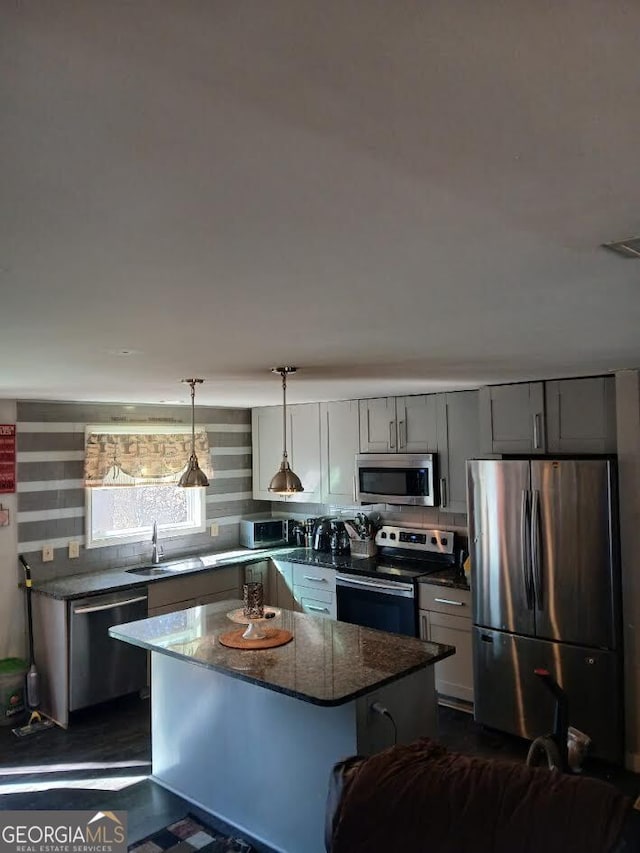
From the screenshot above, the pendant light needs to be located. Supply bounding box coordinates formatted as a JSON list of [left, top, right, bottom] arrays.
[[178, 378, 209, 488], [268, 367, 303, 496]]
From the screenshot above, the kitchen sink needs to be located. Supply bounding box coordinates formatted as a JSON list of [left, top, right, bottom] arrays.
[[125, 557, 205, 577], [125, 566, 172, 577]]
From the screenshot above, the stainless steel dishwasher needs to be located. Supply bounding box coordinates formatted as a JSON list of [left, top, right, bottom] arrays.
[[69, 589, 148, 711]]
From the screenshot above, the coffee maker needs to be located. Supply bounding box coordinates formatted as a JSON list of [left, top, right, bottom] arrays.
[[312, 518, 350, 555]]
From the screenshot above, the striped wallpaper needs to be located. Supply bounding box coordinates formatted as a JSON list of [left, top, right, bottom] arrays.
[[16, 400, 270, 580]]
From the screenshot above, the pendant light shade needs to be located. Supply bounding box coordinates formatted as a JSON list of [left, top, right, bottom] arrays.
[[268, 367, 304, 496], [178, 378, 210, 488]]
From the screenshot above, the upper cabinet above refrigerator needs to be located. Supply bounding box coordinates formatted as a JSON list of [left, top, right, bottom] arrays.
[[479, 376, 617, 456], [479, 382, 546, 454], [545, 377, 617, 454]]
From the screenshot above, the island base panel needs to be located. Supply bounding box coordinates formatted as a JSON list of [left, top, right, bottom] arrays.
[[150, 653, 439, 853], [151, 652, 358, 853]]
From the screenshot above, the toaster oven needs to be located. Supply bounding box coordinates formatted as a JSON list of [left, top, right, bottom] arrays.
[[240, 517, 288, 549]]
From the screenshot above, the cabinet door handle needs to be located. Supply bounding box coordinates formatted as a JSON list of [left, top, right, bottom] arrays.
[[398, 420, 406, 449], [389, 420, 396, 450], [433, 597, 465, 606], [440, 478, 447, 508], [533, 413, 542, 449], [303, 575, 327, 583], [307, 604, 329, 613], [353, 472, 357, 502], [421, 613, 428, 640]]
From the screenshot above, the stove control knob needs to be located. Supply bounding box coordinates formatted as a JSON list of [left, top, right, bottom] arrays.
[[390, 533, 396, 540], [380, 531, 387, 539], [441, 537, 448, 546], [431, 537, 437, 545]]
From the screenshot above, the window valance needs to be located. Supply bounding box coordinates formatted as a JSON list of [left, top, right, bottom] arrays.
[[84, 427, 212, 487]]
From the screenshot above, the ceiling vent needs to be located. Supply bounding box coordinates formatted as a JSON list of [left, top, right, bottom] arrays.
[[602, 237, 640, 258]]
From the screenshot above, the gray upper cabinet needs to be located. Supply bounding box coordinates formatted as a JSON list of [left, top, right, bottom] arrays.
[[546, 377, 616, 453], [359, 397, 397, 452], [479, 382, 546, 454], [359, 395, 439, 453], [436, 390, 480, 514], [252, 403, 321, 502], [320, 400, 360, 504], [396, 395, 439, 452]]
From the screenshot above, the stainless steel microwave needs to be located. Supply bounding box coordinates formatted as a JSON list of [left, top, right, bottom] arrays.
[[355, 453, 437, 506], [240, 517, 288, 549]]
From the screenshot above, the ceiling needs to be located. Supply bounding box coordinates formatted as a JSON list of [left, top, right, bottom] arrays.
[[1, 1, 639, 408]]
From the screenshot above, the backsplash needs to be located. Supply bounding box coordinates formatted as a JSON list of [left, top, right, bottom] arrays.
[[270, 500, 468, 539], [17, 401, 270, 580]]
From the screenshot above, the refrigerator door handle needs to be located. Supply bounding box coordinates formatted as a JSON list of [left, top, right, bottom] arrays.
[[521, 490, 534, 609], [531, 488, 543, 610]]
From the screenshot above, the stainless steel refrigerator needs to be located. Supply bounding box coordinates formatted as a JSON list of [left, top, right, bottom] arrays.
[[467, 459, 623, 763]]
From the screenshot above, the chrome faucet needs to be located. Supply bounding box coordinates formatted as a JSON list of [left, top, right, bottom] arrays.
[[151, 520, 163, 565]]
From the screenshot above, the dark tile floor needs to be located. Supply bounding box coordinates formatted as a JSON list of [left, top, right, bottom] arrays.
[[0, 696, 638, 847]]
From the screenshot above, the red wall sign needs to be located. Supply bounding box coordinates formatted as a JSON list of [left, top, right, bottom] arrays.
[[0, 424, 16, 493]]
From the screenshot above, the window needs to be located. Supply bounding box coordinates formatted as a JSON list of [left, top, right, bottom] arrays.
[[84, 424, 210, 549]]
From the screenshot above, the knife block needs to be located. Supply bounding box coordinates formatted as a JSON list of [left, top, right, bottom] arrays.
[[350, 539, 377, 558]]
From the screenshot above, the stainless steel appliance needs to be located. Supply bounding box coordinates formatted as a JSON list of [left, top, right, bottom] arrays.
[[336, 525, 456, 636], [313, 518, 350, 554], [69, 590, 148, 711], [356, 453, 437, 506], [467, 458, 623, 763], [240, 516, 288, 549]]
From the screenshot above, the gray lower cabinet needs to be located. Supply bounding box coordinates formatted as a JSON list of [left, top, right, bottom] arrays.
[[147, 566, 242, 616], [291, 562, 336, 619], [479, 382, 546, 454], [269, 559, 295, 611], [545, 376, 617, 453], [436, 390, 479, 514], [268, 559, 336, 618], [419, 585, 473, 705]]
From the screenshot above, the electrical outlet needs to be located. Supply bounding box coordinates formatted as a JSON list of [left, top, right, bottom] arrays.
[[68, 541, 80, 559], [210, 522, 219, 537], [42, 545, 54, 562]]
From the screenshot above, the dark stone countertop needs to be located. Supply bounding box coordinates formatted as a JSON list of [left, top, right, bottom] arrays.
[[30, 544, 470, 602], [30, 547, 298, 601], [281, 548, 471, 591], [109, 598, 455, 706]]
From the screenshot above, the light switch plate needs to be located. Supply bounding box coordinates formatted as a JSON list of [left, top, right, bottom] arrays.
[[68, 541, 80, 559], [210, 522, 219, 537], [42, 545, 54, 562]]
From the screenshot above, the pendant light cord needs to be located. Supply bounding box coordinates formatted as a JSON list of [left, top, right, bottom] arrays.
[[281, 370, 288, 460], [190, 380, 196, 454]]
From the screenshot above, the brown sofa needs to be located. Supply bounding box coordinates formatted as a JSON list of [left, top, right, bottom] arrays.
[[326, 738, 640, 853]]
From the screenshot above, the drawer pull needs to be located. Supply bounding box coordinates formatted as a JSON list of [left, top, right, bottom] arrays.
[[303, 575, 327, 583], [307, 605, 329, 613], [433, 597, 465, 607]]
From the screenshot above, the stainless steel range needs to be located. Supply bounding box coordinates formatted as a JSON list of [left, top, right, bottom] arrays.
[[336, 525, 456, 637]]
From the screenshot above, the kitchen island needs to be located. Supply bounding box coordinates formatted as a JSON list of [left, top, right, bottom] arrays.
[[110, 600, 454, 853]]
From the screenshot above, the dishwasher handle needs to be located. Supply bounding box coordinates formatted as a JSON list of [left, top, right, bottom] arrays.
[[73, 595, 148, 615]]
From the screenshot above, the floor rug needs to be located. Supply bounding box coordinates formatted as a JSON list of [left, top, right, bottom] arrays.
[[129, 814, 254, 853]]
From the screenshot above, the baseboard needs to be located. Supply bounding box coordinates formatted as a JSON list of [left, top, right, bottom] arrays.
[[438, 696, 474, 715]]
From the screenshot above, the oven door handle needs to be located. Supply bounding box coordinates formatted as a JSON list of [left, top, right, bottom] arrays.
[[336, 575, 415, 598]]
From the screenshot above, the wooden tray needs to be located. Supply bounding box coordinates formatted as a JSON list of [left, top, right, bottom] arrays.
[[219, 627, 293, 650]]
